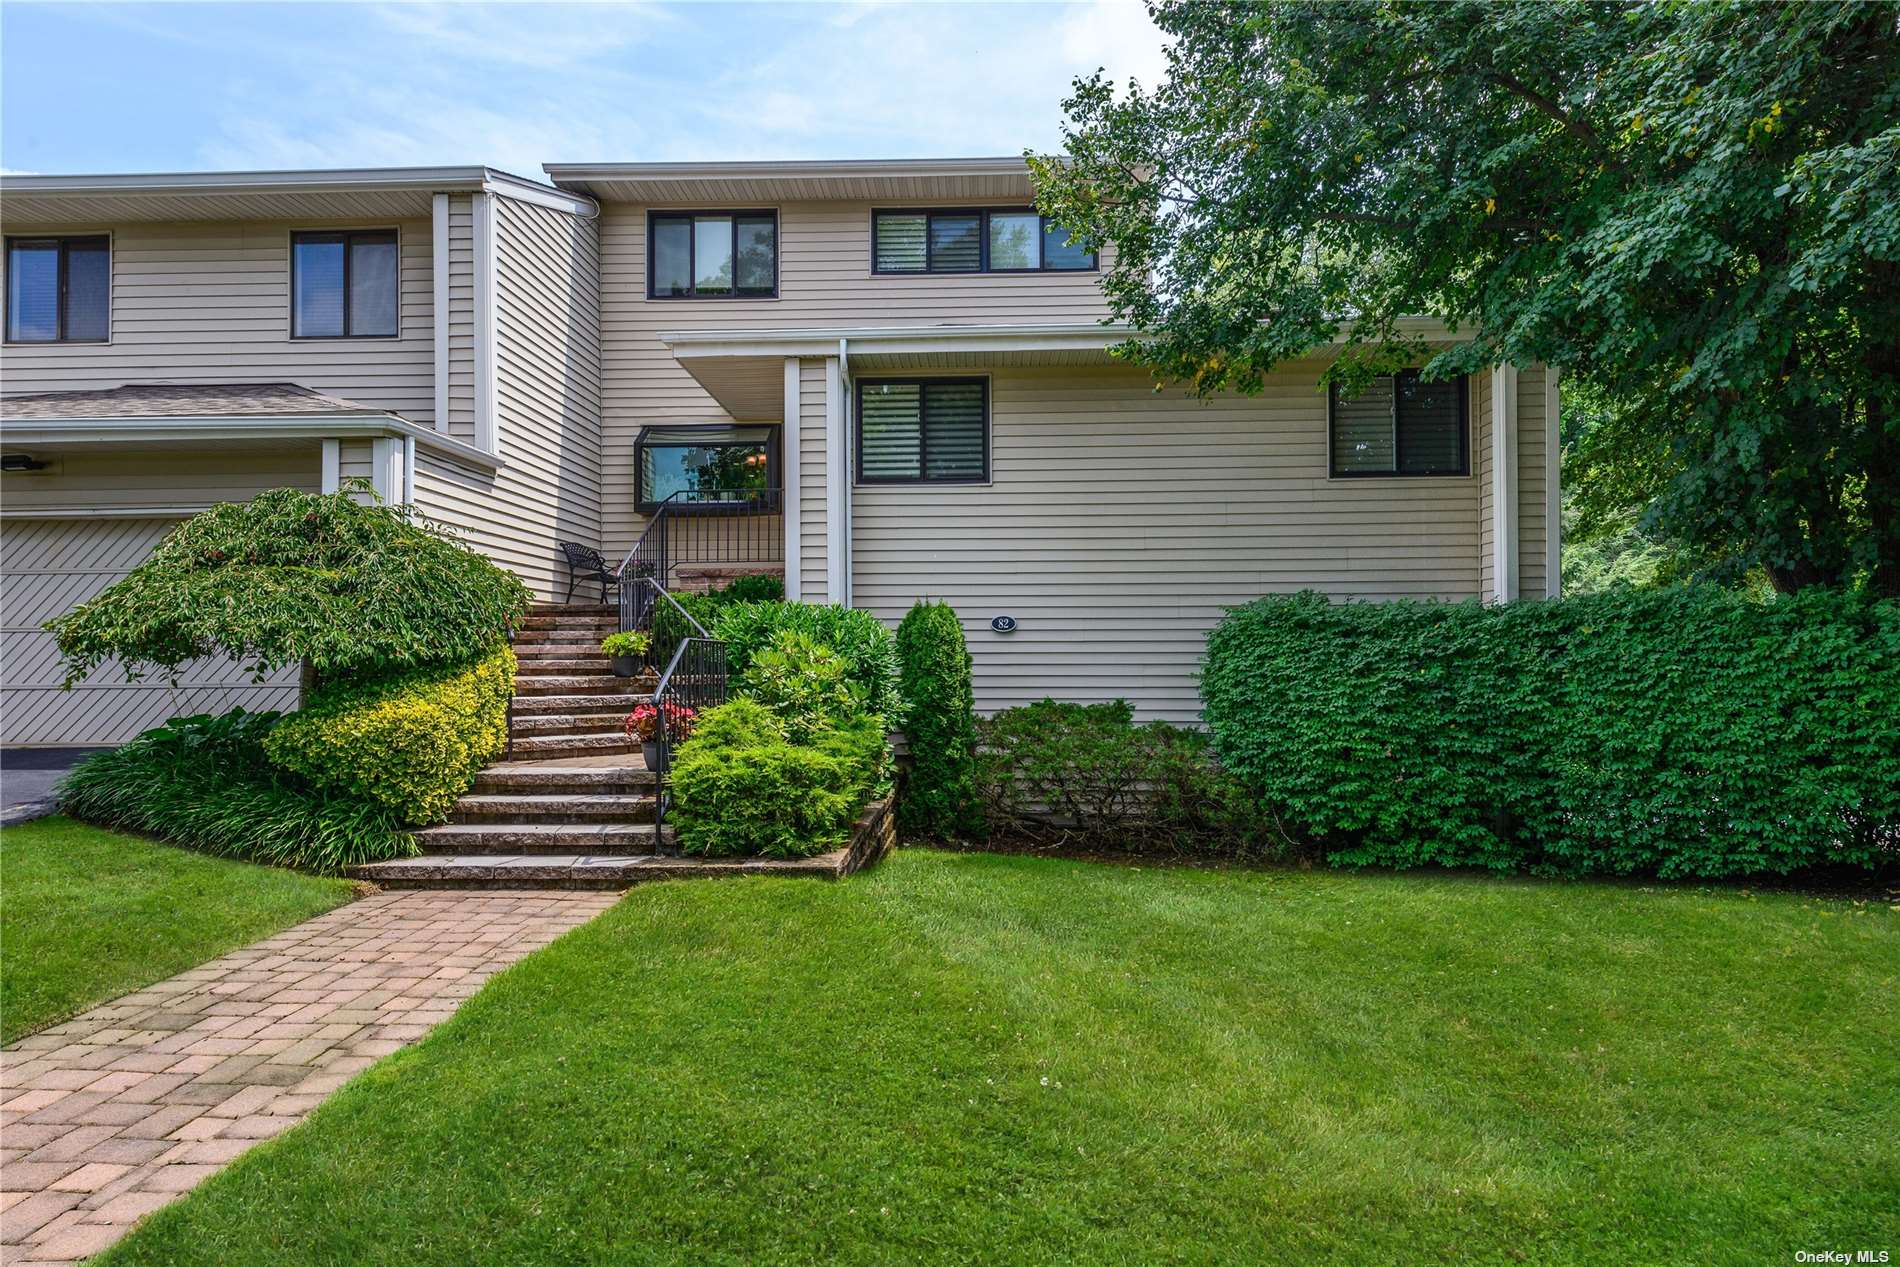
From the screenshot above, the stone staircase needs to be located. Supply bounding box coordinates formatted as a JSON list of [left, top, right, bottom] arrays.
[[351, 604, 669, 889]]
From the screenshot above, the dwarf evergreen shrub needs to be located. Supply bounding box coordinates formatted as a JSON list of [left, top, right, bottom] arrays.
[[895, 601, 979, 839]]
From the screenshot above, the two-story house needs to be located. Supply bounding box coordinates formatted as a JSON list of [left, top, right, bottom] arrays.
[[0, 159, 1558, 745]]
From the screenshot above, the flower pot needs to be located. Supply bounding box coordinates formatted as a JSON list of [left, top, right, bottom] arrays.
[[610, 655, 640, 677], [641, 741, 660, 769]]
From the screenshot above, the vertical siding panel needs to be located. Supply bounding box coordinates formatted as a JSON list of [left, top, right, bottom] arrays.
[[1516, 365, 1548, 598], [798, 358, 828, 598]]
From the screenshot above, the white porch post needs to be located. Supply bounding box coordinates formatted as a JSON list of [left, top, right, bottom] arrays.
[[320, 439, 340, 494], [1544, 366, 1561, 598], [1490, 364, 1520, 602], [370, 436, 396, 504], [472, 191, 499, 456], [783, 356, 802, 602], [431, 192, 451, 433], [824, 355, 847, 605]]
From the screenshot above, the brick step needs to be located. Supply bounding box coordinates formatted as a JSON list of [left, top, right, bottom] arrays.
[[509, 712, 628, 737], [509, 692, 649, 715], [518, 615, 617, 631], [472, 763, 650, 794], [513, 643, 616, 659], [514, 675, 646, 696], [529, 603, 614, 616], [515, 657, 624, 674], [350, 848, 851, 891], [514, 628, 611, 644], [449, 794, 657, 824], [507, 733, 639, 758], [412, 821, 664, 852]]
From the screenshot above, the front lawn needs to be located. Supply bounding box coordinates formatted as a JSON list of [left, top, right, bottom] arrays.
[[102, 851, 1897, 1265], [0, 816, 355, 1043]]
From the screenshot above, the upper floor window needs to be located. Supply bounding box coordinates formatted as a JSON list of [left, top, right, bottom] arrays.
[[291, 230, 398, 338], [649, 211, 777, 299], [1329, 370, 1469, 478], [857, 378, 989, 484], [5, 235, 109, 343], [872, 208, 1095, 274]]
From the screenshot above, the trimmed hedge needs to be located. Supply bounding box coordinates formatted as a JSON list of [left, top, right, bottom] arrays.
[[668, 699, 888, 858], [713, 601, 901, 724], [58, 711, 414, 873], [895, 601, 979, 839], [264, 645, 515, 825], [1202, 590, 1900, 877]]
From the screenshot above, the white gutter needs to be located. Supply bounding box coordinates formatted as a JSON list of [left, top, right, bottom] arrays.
[[1491, 364, 1520, 602], [1545, 367, 1562, 598], [0, 165, 597, 218], [825, 354, 848, 605], [0, 414, 503, 472], [839, 337, 853, 608], [782, 357, 802, 602]]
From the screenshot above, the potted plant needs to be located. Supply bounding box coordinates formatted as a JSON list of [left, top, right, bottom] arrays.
[[600, 631, 649, 677], [624, 699, 697, 769]]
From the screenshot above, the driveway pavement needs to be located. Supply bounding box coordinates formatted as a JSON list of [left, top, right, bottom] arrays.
[[1, 748, 107, 826], [1, 889, 617, 1265]]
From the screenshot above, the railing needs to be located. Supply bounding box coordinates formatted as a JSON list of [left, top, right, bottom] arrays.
[[617, 576, 729, 836], [615, 487, 783, 602]]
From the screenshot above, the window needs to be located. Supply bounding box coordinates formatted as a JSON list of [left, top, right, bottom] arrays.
[[5, 236, 109, 343], [648, 211, 777, 298], [1329, 370, 1469, 477], [857, 378, 988, 484], [634, 424, 777, 511], [290, 230, 398, 338], [872, 209, 1096, 274]]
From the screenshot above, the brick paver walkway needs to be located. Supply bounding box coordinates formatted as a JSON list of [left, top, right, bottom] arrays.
[[0, 889, 616, 1265]]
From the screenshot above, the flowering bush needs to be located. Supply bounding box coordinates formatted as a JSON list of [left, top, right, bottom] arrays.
[[624, 699, 697, 743]]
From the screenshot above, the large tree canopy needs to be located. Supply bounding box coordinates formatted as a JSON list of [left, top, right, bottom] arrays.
[[1032, 0, 1900, 594], [51, 487, 531, 683]]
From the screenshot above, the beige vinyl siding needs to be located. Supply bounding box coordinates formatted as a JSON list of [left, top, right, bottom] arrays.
[[338, 439, 374, 486], [0, 218, 437, 424], [798, 357, 828, 598], [1, 513, 300, 745], [596, 200, 1113, 559], [0, 446, 319, 516], [446, 195, 478, 440], [850, 363, 1482, 724], [1516, 365, 1549, 598], [411, 194, 601, 599]]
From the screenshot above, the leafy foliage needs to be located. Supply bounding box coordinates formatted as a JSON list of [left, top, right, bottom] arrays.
[[667, 699, 887, 859], [713, 600, 901, 724], [1035, 2, 1900, 594], [49, 487, 531, 683], [57, 711, 415, 873], [263, 646, 514, 825], [712, 573, 785, 604], [894, 601, 980, 840], [977, 699, 1288, 858], [600, 632, 649, 658], [735, 630, 864, 744], [1202, 591, 1900, 876]]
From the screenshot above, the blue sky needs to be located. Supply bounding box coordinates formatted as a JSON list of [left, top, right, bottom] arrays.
[[1, 1, 1167, 179]]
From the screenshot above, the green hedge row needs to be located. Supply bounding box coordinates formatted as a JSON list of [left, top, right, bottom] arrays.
[[264, 646, 514, 824], [1202, 590, 1900, 877]]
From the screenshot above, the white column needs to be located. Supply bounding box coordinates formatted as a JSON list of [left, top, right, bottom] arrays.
[[370, 437, 396, 504], [824, 355, 847, 605], [402, 435, 417, 506], [782, 356, 802, 602], [320, 439, 340, 494], [1491, 364, 1520, 602], [1544, 366, 1561, 598], [473, 191, 499, 456], [431, 193, 450, 433]]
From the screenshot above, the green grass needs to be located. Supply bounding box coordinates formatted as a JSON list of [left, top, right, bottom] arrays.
[[102, 851, 1897, 1266], [0, 816, 354, 1043]]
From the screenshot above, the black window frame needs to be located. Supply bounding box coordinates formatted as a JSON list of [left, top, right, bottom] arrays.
[[633, 424, 781, 513], [1327, 369, 1471, 479], [289, 228, 400, 340], [645, 210, 779, 300], [854, 376, 991, 486], [870, 207, 1098, 275], [4, 234, 111, 345]]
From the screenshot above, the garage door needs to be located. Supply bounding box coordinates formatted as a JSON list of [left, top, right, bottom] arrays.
[[1, 518, 299, 746]]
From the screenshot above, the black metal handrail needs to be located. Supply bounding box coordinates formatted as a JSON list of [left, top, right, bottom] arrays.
[[614, 487, 783, 601], [616, 575, 728, 839]]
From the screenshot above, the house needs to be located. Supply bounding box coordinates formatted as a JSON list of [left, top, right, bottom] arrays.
[[0, 159, 1557, 746]]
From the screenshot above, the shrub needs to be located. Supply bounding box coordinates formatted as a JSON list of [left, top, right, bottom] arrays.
[[894, 601, 979, 839], [737, 630, 863, 742], [711, 573, 785, 604], [49, 486, 529, 684], [57, 711, 413, 873], [1201, 589, 1900, 877], [263, 646, 514, 824], [667, 700, 885, 858], [600, 631, 649, 658], [977, 699, 1286, 857], [649, 591, 722, 669], [713, 601, 901, 724]]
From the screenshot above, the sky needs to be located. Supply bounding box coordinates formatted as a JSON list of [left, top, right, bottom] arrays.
[[0, 1, 1168, 179]]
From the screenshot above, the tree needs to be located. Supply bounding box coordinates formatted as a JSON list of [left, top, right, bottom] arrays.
[[1032, 1, 1900, 594]]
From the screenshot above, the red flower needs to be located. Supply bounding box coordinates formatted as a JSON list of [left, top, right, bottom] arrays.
[[624, 700, 697, 742]]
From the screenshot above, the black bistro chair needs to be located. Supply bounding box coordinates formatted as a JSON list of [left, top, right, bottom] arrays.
[[559, 542, 618, 604]]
